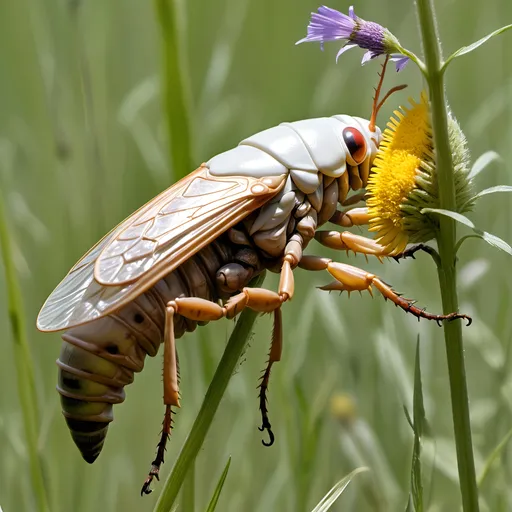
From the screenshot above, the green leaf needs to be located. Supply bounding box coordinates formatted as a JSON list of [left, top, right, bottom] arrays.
[[468, 151, 501, 180], [442, 24, 512, 72], [422, 208, 512, 256], [463, 185, 512, 210], [410, 337, 425, 512], [182, 463, 195, 512], [421, 208, 475, 228], [311, 467, 369, 512], [478, 231, 512, 255], [205, 457, 231, 512]]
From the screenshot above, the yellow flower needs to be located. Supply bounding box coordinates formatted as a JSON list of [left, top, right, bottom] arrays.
[[330, 393, 357, 427], [366, 92, 473, 255]]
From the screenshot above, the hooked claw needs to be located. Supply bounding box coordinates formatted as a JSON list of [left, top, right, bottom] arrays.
[[258, 424, 275, 447], [448, 314, 472, 327], [141, 466, 160, 496]]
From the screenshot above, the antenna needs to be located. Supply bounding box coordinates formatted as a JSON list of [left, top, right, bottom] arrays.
[[369, 55, 389, 132], [368, 56, 408, 132]]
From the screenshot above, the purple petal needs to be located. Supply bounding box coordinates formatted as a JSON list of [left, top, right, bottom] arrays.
[[336, 43, 357, 62], [361, 50, 379, 65], [296, 6, 355, 45], [390, 54, 410, 72], [348, 5, 356, 19]]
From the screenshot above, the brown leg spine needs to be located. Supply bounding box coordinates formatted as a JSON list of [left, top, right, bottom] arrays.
[[257, 308, 283, 447], [141, 404, 173, 495], [300, 255, 472, 326], [141, 304, 181, 496], [371, 278, 472, 326]]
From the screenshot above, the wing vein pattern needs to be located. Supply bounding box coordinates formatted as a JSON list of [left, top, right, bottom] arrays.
[[37, 167, 285, 332]]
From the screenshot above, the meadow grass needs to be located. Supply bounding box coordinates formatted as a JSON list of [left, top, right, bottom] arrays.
[[0, 0, 511, 510]]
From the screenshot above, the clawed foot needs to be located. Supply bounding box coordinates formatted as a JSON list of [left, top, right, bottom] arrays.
[[141, 464, 160, 496], [258, 421, 275, 447]]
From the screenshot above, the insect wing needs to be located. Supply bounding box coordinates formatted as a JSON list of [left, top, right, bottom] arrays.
[[94, 166, 285, 286], [37, 166, 285, 332], [36, 224, 130, 332]]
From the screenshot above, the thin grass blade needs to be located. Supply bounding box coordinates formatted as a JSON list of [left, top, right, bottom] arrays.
[[409, 337, 425, 512], [311, 467, 369, 512], [205, 456, 231, 512], [182, 461, 195, 512], [0, 192, 50, 512], [477, 425, 512, 488], [153, 0, 194, 180]]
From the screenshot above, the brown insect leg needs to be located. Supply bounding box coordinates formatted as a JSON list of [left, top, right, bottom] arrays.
[[299, 256, 471, 325], [139, 259, 297, 468], [163, 305, 180, 407], [142, 304, 181, 496], [340, 191, 367, 207], [258, 308, 283, 447], [141, 404, 173, 496], [315, 230, 388, 259], [330, 207, 370, 227], [253, 253, 295, 446]]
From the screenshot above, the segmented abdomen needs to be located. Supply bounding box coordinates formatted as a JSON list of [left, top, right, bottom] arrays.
[[57, 240, 235, 463]]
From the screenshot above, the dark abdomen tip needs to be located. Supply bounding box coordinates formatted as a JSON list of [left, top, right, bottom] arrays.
[[65, 417, 109, 464]]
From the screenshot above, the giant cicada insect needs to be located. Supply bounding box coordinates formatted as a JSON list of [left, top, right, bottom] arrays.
[[37, 64, 469, 495]]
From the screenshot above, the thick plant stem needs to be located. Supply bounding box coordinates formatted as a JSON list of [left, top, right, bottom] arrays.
[[153, 0, 193, 181], [0, 195, 50, 512], [415, 0, 479, 510], [153, 273, 265, 512]]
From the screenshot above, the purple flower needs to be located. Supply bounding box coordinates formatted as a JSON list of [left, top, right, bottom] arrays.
[[296, 5, 409, 72]]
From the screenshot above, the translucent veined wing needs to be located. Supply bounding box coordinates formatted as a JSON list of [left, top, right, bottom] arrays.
[[37, 166, 286, 332]]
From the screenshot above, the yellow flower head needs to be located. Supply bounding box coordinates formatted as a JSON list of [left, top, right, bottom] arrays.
[[366, 92, 473, 255], [330, 393, 357, 427]]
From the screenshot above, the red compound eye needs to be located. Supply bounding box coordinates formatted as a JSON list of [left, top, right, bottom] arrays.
[[343, 127, 367, 164]]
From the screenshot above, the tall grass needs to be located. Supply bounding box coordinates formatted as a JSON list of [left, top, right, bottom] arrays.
[[0, 0, 511, 510]]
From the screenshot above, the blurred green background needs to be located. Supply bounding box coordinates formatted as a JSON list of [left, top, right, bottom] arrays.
[[1, 0, 511, 510]]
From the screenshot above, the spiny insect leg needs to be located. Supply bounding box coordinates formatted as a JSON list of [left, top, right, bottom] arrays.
[[330, 207, 370, 227], [299, 256, 471, 325], [315, 230, 387, 259], [163, 304, 180, 407], [258, 308, 283, 447], [141, 405, 173, 496], [142, 304, 181, 496]]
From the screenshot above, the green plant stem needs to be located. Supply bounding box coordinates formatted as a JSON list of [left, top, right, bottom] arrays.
[[153, 273, 265, 512], [153, 0, 193, 180], [0, 194, 50, 512], [415, 0, 479, 510]]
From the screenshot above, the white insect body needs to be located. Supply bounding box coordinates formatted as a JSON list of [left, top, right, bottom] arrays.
[[43, 110, 442, 495]]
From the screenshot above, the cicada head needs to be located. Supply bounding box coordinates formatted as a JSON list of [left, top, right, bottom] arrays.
[[331, 115, 382, 170]]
